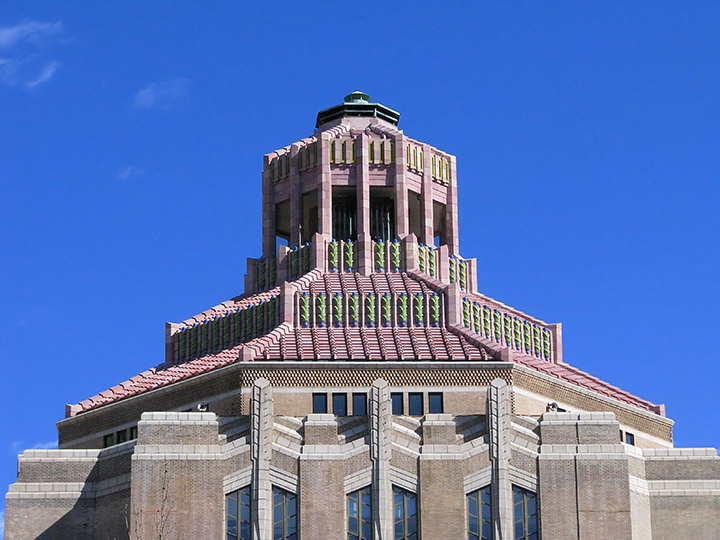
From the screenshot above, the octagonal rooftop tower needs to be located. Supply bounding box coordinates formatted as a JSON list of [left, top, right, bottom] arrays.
[[262, 91, 458, 260]]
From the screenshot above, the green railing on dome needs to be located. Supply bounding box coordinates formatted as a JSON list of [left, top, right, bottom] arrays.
[[327, 238, 470, 290], [174, 297, 279, 362], [254, 243, 312, 293], [296, 290, 445, 329], [461, 297, 552, 361]]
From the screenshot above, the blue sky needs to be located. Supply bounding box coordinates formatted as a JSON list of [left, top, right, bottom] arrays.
[[2, 1, 719, 525]]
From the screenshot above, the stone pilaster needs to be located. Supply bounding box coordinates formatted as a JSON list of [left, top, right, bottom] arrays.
[[394, 134, 409, 239], [421, 144, 434, 245], [289, 144, 302, 247], [488, 378, 514, 540], [539, 412, 632, 540], [251, 378, 273, 540], [446, 154, 459, 254], [419, 414, 464, 539], [370, 379, 393, 540], [300, 414, 344, 540], [262, 156, 276, 257], [130, 412, 223, 540], [318, 136, 332, 237], [357, 132, 373, 275]]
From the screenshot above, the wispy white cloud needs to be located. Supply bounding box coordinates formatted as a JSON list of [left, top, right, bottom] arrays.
[[0, 20, 62, 49], [0, 20, 63, 89], [30, 440, 58, 450], [133, 78, 189, 110], [26, 60, 60, 88], [115, 165, 144, 180]]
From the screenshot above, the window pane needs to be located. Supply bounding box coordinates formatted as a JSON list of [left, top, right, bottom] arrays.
[[313, 393, 327, 413], [353, 393, 367, 415], [408, 393, 423, 416], [226, 486, 250, 540], [391, 393, 403, 414], [468, 486, 492, 540], [428, 392, 443, 414], [333, 393, 347, 416], [512, 485, 539, 540]]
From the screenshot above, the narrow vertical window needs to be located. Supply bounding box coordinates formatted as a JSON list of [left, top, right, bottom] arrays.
[[306, 146, 311, 168], [285, 154, 290, 177], [116, 429, 128, 444], [313, 393, 328, 413], [431, 155, 436, 177], [341, 141, 347, 163], [298, 150, 303, 170], [406, 144, 411, 165], [348, 486, 372, 540], [408, 393, 423, 416], [277, 157, 283, 178], [331, 141, 336, 164], [467, 486, 492, 540], [103, 434, 114, 448], [129, 426, 138, 440], [273, 487, 297, 540], [333, 393, 348, 416], [428, 392, 443, 414], [391, 392, 404, 415], [380, 141, 385, 163], [369, 141, 375, 163], [445, 160, 450, 182], [352, 140, 356, 163], [226, 486, 251, 540], [353, 393, 367, 415], [625, 432, 635, 445], [419, 149, 424, 171], [270, 159, 275, 181], [390, 141, 396, 163], [412, 147, 417, 169], [393, 487, 418, 540], [513, 486, 539, 540]]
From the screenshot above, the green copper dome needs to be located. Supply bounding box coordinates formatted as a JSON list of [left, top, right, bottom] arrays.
[[316, 91, 400, 128]]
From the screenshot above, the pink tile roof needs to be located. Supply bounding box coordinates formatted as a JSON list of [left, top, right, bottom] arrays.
[[69, 270, 662, 417]]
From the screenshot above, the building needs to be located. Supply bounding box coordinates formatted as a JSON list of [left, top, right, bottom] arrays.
[[5, 92, 720, 540]]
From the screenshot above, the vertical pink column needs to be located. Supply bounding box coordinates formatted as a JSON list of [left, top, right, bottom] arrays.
[[393, 134, 408, 240], [357, 132, 372, 274], [289, 144, 302, 247], [318, 135, 332, 238], [262, 155, 275, 257], [421, 144, 434, 245], [446, 154, 460, 255]]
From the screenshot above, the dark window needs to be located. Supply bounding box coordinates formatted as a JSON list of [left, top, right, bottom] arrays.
[[391, 393, 404, 415], [408, 393, 424, 416], [116, 429, 128, 444], [393, 486, 418, 540], [625, 432, 635, 446], [226, 485, 251, 540], [467, 485, 492, 540], [313, 393, 328, 414], [428, 392, 443, 414], [273, 487, 297, 540], [347, 486, 372, 540], [353, 393, 367, 415], [102, 434, 114, 448], [333, 393, 348, 416], [129, 426, 138, 440], [513, 486, 539, 540]]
